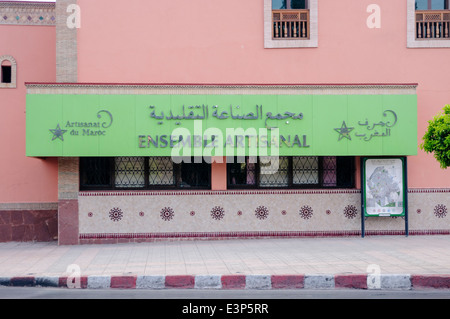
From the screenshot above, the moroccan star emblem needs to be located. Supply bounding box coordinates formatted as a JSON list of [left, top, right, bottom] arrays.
[[334, 121, 354, 141], [49, 124, 67, 141]]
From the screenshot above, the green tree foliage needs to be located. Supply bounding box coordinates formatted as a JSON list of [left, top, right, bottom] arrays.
[[420, 105, 450, 169]]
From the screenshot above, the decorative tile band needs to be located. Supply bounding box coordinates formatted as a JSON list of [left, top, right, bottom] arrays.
[[408, 188, 450, 193], [79, 189, 361, 197], [79, 231, 362, 240], [0, 2, 55, 9], [79, 229, 450, 240], [78, 188, 450, 197], [0, 2, 56, 26]]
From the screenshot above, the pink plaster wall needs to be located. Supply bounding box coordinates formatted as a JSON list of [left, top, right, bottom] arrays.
[[0, 25, 57, 203], [76, 0, 449, 85], [75, 0, 450, 189], [211, 157, 227, 191], [77, 0, 449, 189]]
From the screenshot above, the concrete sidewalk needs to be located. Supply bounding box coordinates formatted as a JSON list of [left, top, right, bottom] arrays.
[[0, 235, 450, 290]]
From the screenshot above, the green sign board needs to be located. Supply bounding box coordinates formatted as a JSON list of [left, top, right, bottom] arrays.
[[26, 94, 417, 157]]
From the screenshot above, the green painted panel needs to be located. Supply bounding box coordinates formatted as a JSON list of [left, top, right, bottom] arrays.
[[26, 94, 64, 157], [347, 95, 383, 156], [313, 95, 349, 156], [26, 93, 418, 157]]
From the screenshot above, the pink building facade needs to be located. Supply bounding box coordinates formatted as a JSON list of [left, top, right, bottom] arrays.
[[0, 0, 449, 244]]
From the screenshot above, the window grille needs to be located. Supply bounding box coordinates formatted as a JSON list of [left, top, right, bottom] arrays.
[[80, 157, 112, 188], [293, 156, 319, 185], [80, 156, 354, 191], [322, 156, 337, 187], [149, 157, 175, 185], [114, 157, 145, 188], [227, 156, 355, 189], [177, 161, 211, 188], [259, 156, 289, 187], [228, 156, 257, 187], [80, 157, 211, 190]]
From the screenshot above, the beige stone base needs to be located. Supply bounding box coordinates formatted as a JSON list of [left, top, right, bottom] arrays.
[[78, 189, 450, 240]]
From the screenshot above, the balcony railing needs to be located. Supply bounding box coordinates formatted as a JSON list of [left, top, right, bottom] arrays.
[[272, 9, 309, 39], [416, 10, 450, 39]]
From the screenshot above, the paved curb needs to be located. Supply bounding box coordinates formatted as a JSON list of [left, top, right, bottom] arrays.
[[1, 274, 450, 290]]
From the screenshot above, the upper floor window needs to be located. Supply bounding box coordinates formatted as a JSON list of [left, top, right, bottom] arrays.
[[272, 0, 309, 39], [272, 0, 307, 10], [416, 0, 449, 10], [264, 0, 317, 48], [0, 55, 17, 88], [415, 0, 450, 39], [1, 64, 11, 84]]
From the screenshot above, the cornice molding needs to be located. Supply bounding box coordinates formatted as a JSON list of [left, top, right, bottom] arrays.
[[25, 82, 419, 89], [25, 82, 419, 95]]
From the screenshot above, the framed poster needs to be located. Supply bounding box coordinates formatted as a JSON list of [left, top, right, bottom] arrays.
[[362, 157, 407, 217]]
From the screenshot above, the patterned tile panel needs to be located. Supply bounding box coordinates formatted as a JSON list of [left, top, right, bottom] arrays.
[[78, 189, 450, 239], [0, 2, 56, 26]]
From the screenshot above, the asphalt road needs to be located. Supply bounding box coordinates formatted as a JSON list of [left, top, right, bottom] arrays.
[[1, 286, 449, 299]]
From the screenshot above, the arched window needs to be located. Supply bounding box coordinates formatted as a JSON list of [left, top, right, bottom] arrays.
[[0, 55, 17, 88]]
